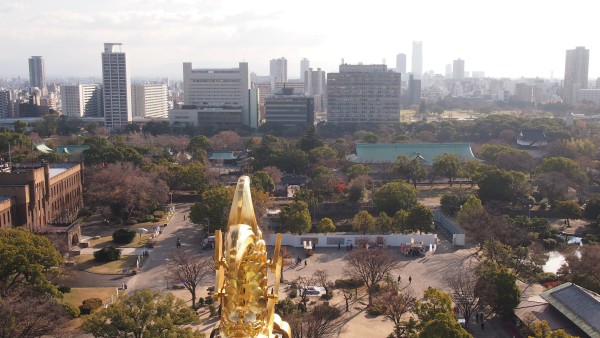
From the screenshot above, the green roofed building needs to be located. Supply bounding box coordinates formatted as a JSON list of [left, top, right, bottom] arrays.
[[346, 143, 477, 165]]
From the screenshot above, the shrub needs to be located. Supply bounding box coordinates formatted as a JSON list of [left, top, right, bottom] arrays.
[[112, 229, 136, 244], [153, 210, 166, 218], [79, 297, 103, 315], [138, 215, 155, 223], [197, 298, 205, 307], [289, 288, 298, 298], [334, 278, 364, 289], [58, 285, 71, 294], [126, 219, 138, 225], [62, 303, 80, 318], [366, 305, 384, 316], [208, 304, 216, 317], [321, 289, 333, 300], [60, 303, 81, 318], [204, 296, 214, 305], [536, 272, 558, 284], [542, 238, 558, 250], [93, 246, 122, 262], [305, 249, 314, 257]]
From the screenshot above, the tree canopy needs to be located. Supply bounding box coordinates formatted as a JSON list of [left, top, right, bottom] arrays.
[[82, 289, 203, 338], [374, 181, 417, 216], [189, 185, 231, 231], [279, 200, 312, 234]]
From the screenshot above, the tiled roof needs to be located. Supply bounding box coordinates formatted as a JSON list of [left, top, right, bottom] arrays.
[[56, 145, 91, 154], [208, 152, 237, 160], [519, 129, 547, 141], [347, 143, 476, 165], [541, 282, 600, 337]]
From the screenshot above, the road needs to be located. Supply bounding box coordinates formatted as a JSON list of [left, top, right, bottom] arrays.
[[58, 203, 205, 290]]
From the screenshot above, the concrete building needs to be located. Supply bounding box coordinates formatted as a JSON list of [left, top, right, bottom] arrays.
[[273, 82, 304, 95], [270, 57, 287, 84], [327, 64, 401, 124], [514, 83, 534, 102], [28, 56, 47, 96], [183, 61, 257, 128], [169, 106, 243, 128], [445, 64, 452, 78], [407, 74, 421, 106], [132, 83, 168, 118], [396, 53, 406, 75], [300, 58, 310, 82], [453, 59, 465, 80], [579, 89, 600, 104], [265, 88, 315, 127], [412, 41, 423, 79], [563, 46, 589, 104], [102, 43, 132, 129], [0, 90, 12, 118], [61, 84, 102, 118], [0, 163, 84, 249], [304, 68, 326, 112]]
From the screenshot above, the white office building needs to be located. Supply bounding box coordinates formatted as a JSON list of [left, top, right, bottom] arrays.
[[61, 84, 102, 118], [102, 43, 132, 129], [132, 83, 168, 118], [300, 58, 310, 82], [411, 41, 423, 79], [270, 57, 288, 84], [182, 61, 258, 128]]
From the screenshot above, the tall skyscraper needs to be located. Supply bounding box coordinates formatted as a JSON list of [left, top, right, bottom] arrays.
[[411, 41, 423, 79], [407, 74, 421, 106], [102, 43, 132, 129], [270, 57, 287, 84], [396, 53, 406, 75], [132, 83, 168, 118], [327, 64, 401, 124], [0, 90, 12, 118], [445, 64, 452, 78], [61, 84, 102, 118], [453, 59, 465, 80], [28, 56, 47, 96], [563, 46, 589, 104], [300, 58, 310, 82]]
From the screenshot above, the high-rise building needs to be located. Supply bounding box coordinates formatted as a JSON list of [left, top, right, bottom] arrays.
[[265, 88, 315, 127], [28, 56, 47, 96], [102, 43, 132, 129], [563, 46, 589, 104], [304, 68, 326, 112], [0, 90, 12, 118], [61, 84, 102, 118], [396, 53, 406, 75], [132, 83, 168, 118], [327, 64, 401, 124], [300, 58, 310, 82], [445, 64, 452, 78], [407, 74, 421, 106], [411, 41, 423, 79], [270, 57, 287, 84], [453, 59, 465, 80], [182, 61, 258, 128]]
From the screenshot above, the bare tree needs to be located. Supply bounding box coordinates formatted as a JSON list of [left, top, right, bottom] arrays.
[[345, 248, 400, 305], [313, 270, 330, 294], [165, 251, 213, 309], [374, 287, 416, 326], [0, 288, 69, 338], [446, 267, 479, 328], [289, 304, 345, 338]]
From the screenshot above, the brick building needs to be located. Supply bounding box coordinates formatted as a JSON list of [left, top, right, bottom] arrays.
[[0, 163, 84, 249]]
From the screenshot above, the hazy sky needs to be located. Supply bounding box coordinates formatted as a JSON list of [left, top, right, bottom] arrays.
[[1, 0, 599, 80]]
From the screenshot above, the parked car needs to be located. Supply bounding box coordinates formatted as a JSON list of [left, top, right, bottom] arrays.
[[301, 286, 326, 296]]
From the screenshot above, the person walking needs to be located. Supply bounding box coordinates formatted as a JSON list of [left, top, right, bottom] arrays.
[[397, 275, 401, 284], [408, 276, 412, 284], [304, 260, 307, 267]]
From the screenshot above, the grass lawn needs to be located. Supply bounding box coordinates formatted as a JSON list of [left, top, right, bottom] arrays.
[[88, 233, 155, 248], [72, 255, 138, 274], [62, 287, 117, 307]]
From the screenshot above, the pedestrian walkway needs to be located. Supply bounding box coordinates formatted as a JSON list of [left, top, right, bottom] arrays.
[[79, 247, 152, 255]]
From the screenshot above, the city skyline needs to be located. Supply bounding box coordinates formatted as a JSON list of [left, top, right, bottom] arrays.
[[1, 0, 599, 80]]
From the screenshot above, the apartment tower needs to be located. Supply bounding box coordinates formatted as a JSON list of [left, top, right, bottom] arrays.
[[102, 43, 132, 129], [411, 41, 423, 79], [327, 64, 401, 124], [563, 46, 589, 104], [28, 56, 47, 96]]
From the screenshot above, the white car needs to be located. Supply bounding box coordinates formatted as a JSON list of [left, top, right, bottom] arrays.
[[302, 286, 326, 296]]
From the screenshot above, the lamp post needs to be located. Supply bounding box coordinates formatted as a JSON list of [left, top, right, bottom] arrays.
[[169, 192, 173, 212], [204, 218, 210, 238]]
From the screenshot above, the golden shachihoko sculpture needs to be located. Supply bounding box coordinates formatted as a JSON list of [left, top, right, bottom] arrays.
[[213, 176, 291, 338]]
